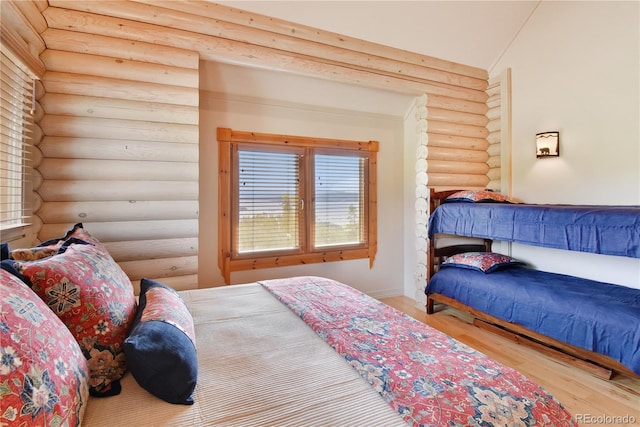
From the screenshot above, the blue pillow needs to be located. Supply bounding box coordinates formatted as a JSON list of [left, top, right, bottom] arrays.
[[124, 278, 197, 404], [1, 243, 8, 260]]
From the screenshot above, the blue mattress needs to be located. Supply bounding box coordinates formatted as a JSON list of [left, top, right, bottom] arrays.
[[426, 266, 640, 375], [427, 203, 640, 258]]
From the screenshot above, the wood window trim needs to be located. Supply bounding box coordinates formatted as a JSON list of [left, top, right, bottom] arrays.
[[217, 127, 378, 284]]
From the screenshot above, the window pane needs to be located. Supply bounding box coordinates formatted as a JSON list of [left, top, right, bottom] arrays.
[[236, 149, 300, 254], [314, 154, 366, 247]]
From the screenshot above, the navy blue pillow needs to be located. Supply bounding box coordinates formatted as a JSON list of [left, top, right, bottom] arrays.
[[1, 243, 8, 260], [124, 278, 197, 405]]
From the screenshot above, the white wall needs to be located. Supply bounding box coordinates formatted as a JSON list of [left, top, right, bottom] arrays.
[[490, 1, 640, 288], [199, 61, 412, 297]]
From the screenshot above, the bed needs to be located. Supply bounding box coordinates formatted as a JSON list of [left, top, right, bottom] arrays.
[[2, 226, 576, 426], [76, 276, 579, 427], [425, 189, 640, 379]]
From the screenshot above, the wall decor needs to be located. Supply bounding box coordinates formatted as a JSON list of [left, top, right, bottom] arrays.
[[536, 131, 560, 158]]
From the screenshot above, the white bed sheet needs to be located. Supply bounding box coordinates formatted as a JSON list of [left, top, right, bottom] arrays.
[[82, 283, 405, 426]]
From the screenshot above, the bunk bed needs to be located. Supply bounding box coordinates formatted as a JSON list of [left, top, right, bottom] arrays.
[[425, 189, 640, 379], [2, 224, 577, 426]]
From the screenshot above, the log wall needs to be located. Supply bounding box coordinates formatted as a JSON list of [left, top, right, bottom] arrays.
[[7, 0, 495, 291], [37, 20, 199, 293], [485, 69, 512, 194], [486, 76, 502, 191]]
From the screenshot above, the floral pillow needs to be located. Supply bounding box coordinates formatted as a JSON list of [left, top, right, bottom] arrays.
[[1, 268, 89, 426], [9, 222, 108, 261], [8, 224, 104, 262], [442, 252, 525, 273], [38, 223, 105, 248], [124, 278, 197, 404], [444, 190, 512, 203], [4, 241, 137, 397]]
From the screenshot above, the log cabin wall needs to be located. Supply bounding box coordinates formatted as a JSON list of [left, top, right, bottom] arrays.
[[486, 76, 502, 191], [35, 37, 200, 293], [485, 69, 512, 194], [6, 0, 493, 292], [11, 0, 200, 292], [422, 95, 490, 191]]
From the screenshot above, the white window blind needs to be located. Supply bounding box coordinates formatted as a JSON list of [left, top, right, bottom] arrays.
[[0, 50, 34, 235], [233, 145, 371, 256], [236, 148, 302, 254], [314, 154, 367, 247]]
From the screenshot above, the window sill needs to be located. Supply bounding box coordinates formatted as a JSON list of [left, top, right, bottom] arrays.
[[0, 223, 30, 243], [221, 247, 375, 284]]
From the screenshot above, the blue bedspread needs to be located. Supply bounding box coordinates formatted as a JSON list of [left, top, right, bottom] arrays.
[[427, 203, 640, 258], [426, 266, 640, 375]]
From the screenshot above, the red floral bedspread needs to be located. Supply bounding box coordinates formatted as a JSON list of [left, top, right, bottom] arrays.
[[260, 276, 577, 427]]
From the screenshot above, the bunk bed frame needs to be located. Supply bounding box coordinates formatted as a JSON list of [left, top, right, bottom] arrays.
[[426, 189, 640, 380]]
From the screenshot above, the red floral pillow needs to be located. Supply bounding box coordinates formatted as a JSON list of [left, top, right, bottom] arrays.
[[8, 242, 137, 396], [442, 252, 525, 273], [1, 269, 89, 426]]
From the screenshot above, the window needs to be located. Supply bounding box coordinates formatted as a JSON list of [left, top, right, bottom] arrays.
[[0, 50, 35, 241], [218, 128, 378, 284]]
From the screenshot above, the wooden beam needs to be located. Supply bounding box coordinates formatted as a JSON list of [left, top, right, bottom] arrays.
[[12, 0, 48, 34], [42, 6, 487, 101], [1, 1, 46, 57], [104, 238, 198, 262], [119, 256, 198, 281], [128, 0, 487, 89], [38, 219, 199, 242], [41, 71, 199, 106], [40, 50, 199, 88], [39, 114, 198, 143], [0, 13, 45, 78], [37, 158, 198, 181], [426, 159, 489, 175], [427, 107, 489, 127], [427, 133, 490, 151], [133, 0, 487, 80], [37, 200, 199, 223], [41, 28, 199, 69], [39, 136, 199, 162], [426, 146, 489, 163], [425, 173, 489, 188], [40, 93, 199, 125], [37, 180, 198, 202]]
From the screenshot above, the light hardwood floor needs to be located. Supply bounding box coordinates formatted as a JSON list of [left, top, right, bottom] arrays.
[[380, 296, 640, 427]]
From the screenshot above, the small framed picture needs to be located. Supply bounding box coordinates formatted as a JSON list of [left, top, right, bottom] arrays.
[[536, 131, 559, 158]]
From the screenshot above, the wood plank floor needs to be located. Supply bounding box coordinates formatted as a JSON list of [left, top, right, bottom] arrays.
[[380, 296, 640, 426]]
